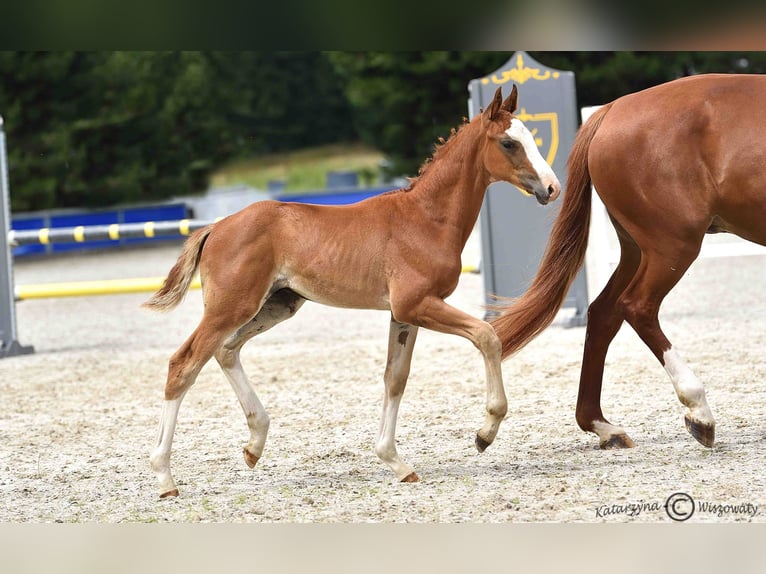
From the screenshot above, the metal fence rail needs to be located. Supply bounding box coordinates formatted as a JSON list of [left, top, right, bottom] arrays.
[[8, 219, 212, 246]]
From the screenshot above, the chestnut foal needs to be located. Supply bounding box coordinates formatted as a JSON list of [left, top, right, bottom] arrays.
[[145, 86, 560, 497]]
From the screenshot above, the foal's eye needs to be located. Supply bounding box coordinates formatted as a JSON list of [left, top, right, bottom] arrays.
[[501, 139, 518, 151]]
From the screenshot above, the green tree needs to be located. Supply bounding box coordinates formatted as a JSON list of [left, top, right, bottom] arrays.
[[329, 51, 766, 178], [4, 51, 764, 212], [0, 51, 355, 211], [0, 51, 82, 210], [209, 52, 354, 156], [535, 51, 766, 107]]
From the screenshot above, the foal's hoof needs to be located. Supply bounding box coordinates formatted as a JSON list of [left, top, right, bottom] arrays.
[[599, 433, 636, 449], [401, 472, 420, 483], [159, 488, 179, 499], [475, 434, 491, 453], [685, 415, 715, 448], [243, 448, 260, 469]]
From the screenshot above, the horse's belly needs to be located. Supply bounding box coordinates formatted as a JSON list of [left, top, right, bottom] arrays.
[[286, 275, 391, 311]]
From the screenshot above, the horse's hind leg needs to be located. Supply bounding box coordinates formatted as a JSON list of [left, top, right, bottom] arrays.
[[375, 317, 419, 482], [214, 289, 306, 469], [576, 230, 641, 448], [620, 245, 715, 447]]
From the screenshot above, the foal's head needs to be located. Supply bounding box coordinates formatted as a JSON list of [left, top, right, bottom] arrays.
[[481, 86, 561, 205]]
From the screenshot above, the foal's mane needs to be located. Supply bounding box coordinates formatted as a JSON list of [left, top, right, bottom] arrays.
[[398, 115, 475, 193]]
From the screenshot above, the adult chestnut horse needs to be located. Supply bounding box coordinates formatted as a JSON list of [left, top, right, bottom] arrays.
[[144, 86, 561, 498], [493, 74, 766, 450]]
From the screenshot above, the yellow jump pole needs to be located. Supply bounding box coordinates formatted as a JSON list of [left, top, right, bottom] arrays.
[[16, 267, 475, 300], [15, 276, 202, 300]]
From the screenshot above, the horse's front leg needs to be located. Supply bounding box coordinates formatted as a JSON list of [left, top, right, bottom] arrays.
[[375, 317, 420, 482], [397, 296, 508, 453]]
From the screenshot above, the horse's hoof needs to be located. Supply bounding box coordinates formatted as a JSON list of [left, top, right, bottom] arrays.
[[401, 472, 420, 483], [599, 433, 635, 449], [685, 415, 715, 448], [475, 434, 491, 453], [243, 448, 260, 469], [159, 488, 179, 499]]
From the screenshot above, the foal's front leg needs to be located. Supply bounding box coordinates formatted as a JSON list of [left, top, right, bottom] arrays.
[[375, 317, 420, 482], [399, 296, 508, 452]]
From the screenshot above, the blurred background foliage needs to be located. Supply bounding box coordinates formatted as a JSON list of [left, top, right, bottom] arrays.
[[2, 51, 765, 211]]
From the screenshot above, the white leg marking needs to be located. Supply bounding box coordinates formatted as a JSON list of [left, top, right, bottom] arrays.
[[376, 394, 415, 481], [475, 325, 508, 446], [591, 420, 630, 444], [663, 348, 715, 425], [375, 321, 418, 481], [150, 397, 184, 496], [218, 350, 270, 459]]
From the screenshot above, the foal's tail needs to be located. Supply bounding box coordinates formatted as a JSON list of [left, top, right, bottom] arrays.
[[492, 103, 614, 359], [142, 225, 213, 312]]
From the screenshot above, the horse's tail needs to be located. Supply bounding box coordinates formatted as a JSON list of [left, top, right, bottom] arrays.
[[492, 103, 614, 359], [142, 225, 213, 312]]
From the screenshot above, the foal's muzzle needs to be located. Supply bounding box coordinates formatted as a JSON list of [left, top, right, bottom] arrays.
[[537, 182, 561, 205], [520, 174, 561, 205]]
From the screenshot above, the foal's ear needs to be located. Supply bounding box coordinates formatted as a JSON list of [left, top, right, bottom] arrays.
[[482, 86, 505, 125], [501, 84, 518, 114]]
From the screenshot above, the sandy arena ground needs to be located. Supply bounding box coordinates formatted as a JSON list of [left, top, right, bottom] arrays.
[[1, 233, 765, 523]]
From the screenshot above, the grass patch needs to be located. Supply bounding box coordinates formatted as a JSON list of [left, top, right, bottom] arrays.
[[209, 143, 386, 194]]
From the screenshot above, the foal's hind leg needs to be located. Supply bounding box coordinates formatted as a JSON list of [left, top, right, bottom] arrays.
[[151, 275, 275, 498], [214, 289, 306, 469], [375, 317, 420, 482], [150, 316, 243, 498], [620, 246, 716, 447]]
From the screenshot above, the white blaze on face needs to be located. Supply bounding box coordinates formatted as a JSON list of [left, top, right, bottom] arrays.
[[506, 118, 561, 195]]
